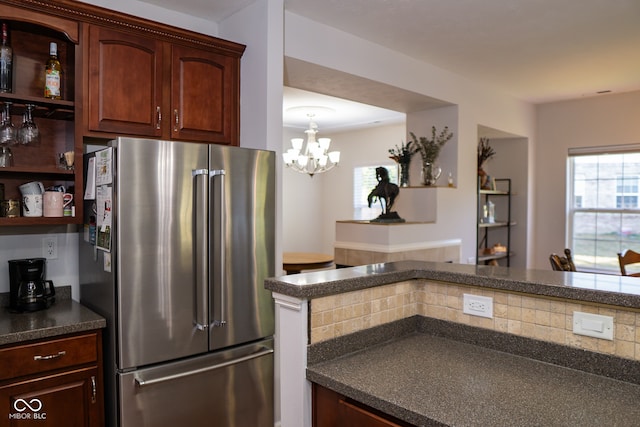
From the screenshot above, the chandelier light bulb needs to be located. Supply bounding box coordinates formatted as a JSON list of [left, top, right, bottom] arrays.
[[318, 138, 331, 150], [291, 138, 303, 151]]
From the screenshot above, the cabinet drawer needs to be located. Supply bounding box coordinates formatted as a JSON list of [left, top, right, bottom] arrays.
[[0, 332, 98, 381]]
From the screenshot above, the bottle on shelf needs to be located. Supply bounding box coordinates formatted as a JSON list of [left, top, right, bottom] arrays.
[[44, 42, 62, 99], [0, 22, 13, 93]]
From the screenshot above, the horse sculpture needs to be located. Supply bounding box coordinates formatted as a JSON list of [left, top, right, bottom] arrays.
[[367, 167, 400, 216]]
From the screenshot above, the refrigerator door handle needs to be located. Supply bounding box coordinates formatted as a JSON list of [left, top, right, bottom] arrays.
[[193, 168, 209, 331], [210, 169, 227, 328], [134, 347, 273, 388]]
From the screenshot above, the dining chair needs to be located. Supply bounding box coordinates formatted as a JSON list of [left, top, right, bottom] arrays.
[[617, 249, 640, 277], [549, 248, 577, 272]]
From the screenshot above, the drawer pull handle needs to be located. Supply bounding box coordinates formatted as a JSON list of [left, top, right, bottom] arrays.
[[174, 109, 179, 132], [156, 106, 162, 129], [33, 351, 66, 361]]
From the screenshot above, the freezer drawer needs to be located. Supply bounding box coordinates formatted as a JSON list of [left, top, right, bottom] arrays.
[[118, 339, 274, 427]]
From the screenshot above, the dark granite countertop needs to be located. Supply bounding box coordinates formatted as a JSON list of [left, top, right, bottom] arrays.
[[0, 287, 106, 346], [265, 260, 640, 308], [307, 319, 640, 427]]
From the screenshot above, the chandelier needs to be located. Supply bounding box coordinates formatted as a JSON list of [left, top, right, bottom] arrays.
[[283, 114, 340, 177]]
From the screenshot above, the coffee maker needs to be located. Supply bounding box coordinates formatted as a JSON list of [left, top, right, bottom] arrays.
[[8, 258, 56, 312]]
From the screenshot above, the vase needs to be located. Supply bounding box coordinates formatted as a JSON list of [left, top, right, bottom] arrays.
[[421, 163, 441, 186], [398, 162, 410, 187]]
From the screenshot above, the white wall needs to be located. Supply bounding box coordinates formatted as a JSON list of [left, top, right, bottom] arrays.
[[76, 0, 218, 36], [534, 90, 640, 269], [0, 227, 79, 298], [284, 12, 536, 265]]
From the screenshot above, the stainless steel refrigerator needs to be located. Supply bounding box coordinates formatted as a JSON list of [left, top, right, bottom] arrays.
[[79, 137, 275, 427]]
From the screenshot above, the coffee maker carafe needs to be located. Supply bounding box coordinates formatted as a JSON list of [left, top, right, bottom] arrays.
[[8, 258, 56, 312]]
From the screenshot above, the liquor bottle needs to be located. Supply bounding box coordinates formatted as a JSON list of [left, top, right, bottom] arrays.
[[0, 23, 13, 93], [44, 42, 62, 99]]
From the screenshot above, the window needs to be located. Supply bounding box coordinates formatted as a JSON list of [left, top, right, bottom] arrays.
[[568, 147, 640, 272], [353, 164, 398, 220], [615, 176, 638, 208]]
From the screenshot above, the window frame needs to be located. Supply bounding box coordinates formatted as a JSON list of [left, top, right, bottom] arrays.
[[567, 144, 640, 273]]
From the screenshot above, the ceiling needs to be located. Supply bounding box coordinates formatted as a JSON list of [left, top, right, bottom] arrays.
[[139, 0, 640, 131]]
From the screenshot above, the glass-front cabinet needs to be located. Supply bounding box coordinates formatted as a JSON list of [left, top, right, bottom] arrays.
[[0, 3, 81, 225]]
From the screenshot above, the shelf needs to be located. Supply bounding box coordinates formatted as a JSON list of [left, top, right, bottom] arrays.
[[479, 189, 509, 195], [478, 252, 513, 262], [0, 216, 81, 226], [0, 166, 74, 177], [0, 94, 75, 121], [478, 221, 516, 228]]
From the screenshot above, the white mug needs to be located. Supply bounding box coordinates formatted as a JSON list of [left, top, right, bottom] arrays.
[[22, 194, 43, 217], [43, 191, 64, 217], [19, 181, 45, 195]]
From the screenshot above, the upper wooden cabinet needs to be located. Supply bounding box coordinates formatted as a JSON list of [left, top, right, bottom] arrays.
[[87, 25, 163, 138], [86, 25, 240, 145], [171, 44, 238, 144]]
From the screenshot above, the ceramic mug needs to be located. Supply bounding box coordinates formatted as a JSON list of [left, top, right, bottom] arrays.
[[43, 191, 64, 217], [63, 193, 73, 212], [22, 194, 43, 217], [19, 181, 45, 195]]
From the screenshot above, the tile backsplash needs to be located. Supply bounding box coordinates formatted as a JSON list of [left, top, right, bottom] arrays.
[[310, 279, 640, 361]]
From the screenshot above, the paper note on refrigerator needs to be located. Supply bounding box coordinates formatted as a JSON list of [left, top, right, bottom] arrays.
[[84, 157, 96, 199], [95, 147, 113, 186], [96, 185, 112, 252]]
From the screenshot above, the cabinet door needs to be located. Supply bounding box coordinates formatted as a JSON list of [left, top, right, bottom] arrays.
[[313, 384, 413, 427], [87, 25, 163, 137], [0, 366, 101, 427], [171, 45, 239, 144]]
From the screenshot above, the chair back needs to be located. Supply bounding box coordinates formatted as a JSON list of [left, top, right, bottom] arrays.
[[617, 249, 640, 276], [549, 248, 577, 272]]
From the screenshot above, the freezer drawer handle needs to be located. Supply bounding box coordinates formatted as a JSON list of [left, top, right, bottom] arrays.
[[33, 350, 66, 361], [134, 347, 273, 388]]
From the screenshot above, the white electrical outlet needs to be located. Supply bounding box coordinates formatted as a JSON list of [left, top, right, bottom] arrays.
[[463, 294, 493, 318], [43, 236, 58, 259]]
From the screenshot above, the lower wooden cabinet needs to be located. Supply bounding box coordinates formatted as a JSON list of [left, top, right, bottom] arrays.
[[313, 383, 415, 427], [0, 330, 104, 427]]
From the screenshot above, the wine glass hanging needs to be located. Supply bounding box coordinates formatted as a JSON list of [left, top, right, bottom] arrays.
[[0, 102, 17, 146], [18, 104, 40, 145]]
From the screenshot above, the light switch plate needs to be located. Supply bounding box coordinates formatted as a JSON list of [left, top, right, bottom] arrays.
[[573, 311, 613, 340]]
